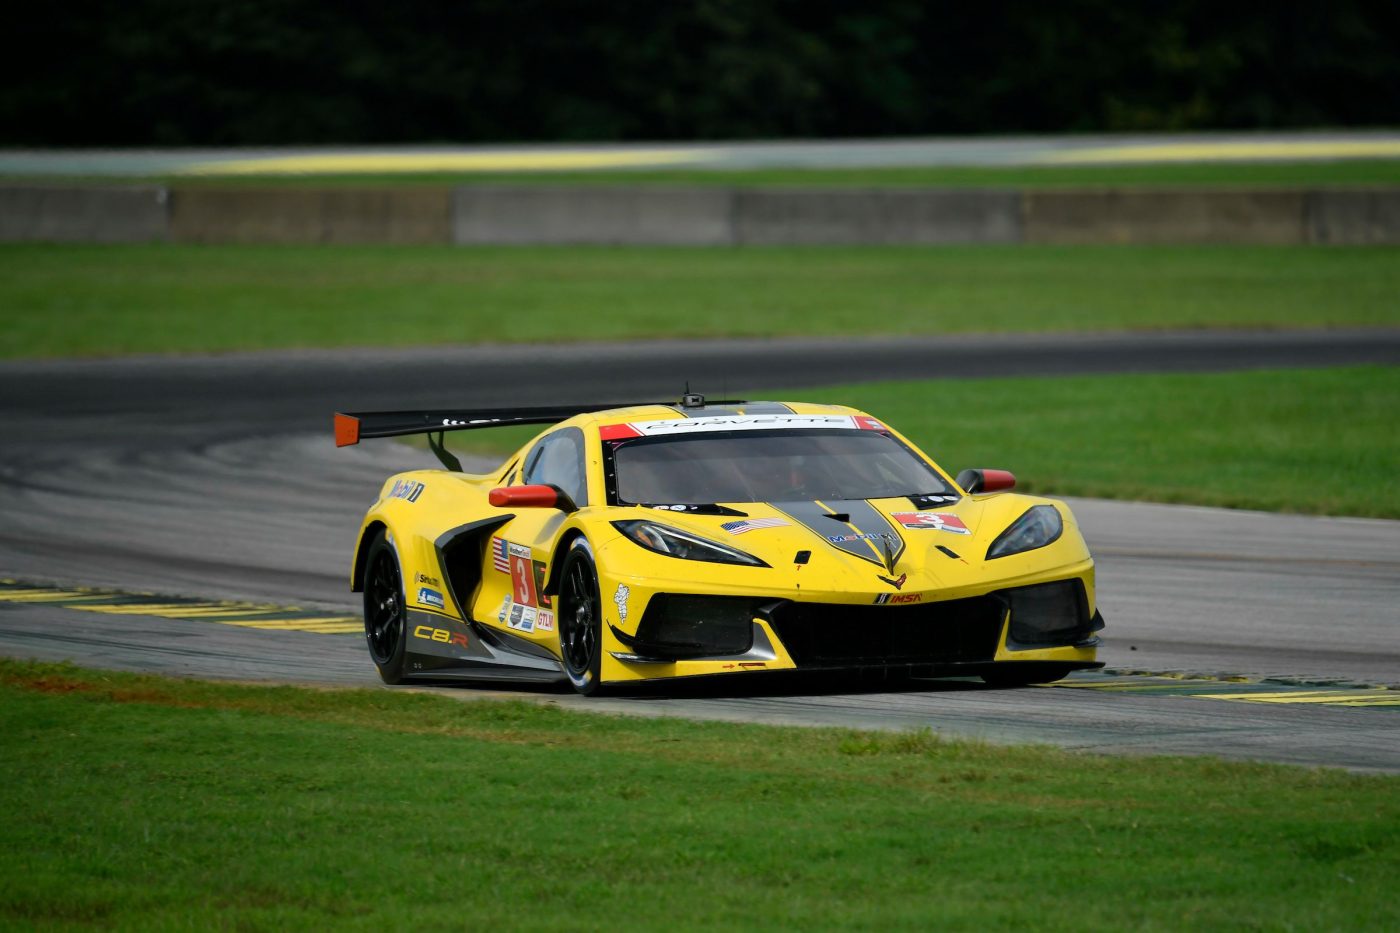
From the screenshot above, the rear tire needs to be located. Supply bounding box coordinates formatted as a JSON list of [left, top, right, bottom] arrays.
[[363, 529, 408, 684], [558, 538, 603, 696], [980, 664, 1073, 687]]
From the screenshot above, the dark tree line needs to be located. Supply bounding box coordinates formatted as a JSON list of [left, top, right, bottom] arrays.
[[5, 0, 1397, 146]]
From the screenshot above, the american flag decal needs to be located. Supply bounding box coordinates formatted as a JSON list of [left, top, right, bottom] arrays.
[[720, 517, 790, 535], [491, 537, 509, 572]]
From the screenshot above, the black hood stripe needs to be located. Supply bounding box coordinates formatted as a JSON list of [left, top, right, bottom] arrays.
[[771, 499, 905, 568]]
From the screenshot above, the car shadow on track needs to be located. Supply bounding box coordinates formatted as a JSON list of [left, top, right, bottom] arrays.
[[414, 671, 1000, 701]]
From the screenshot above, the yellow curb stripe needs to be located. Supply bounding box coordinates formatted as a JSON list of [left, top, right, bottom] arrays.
[[288, 623, 362, 633], [0, 592, 115, 603], [274, 617, 360, 626], [72, 604, 197, 615], [180, 149, 716, 176], [1207, 692, 1397, 705], [128, 607, 286, 619], [1040, 140, 1400, 164], [66, 603, 295, 618], [1056, 682, 1226, 692], [3, 582, 361, 635], [218, 619, 358, 632]]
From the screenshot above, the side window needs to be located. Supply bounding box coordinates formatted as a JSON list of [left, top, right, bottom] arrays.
[[522, 427, 589, 507]]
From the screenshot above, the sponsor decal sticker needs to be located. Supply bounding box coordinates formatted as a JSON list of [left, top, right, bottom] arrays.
[[507, 604, 536, 633], [510, 553, 539, 608], [828, 532, 897, 544], [644, 503, 747, 516], [614, 583, 630, 622], [621, 415, 867, 436], [442, 416, 507, 428], [497, 594, 511, 623], [387, 479, 425, 503], [721, 517, 790, 535], [891, 512, 971, 534], [875, 592, 922, 604], [535, 609, 555, 633], [417, 587, 445, 609], [532, 560, 552, 608], [416, 572, 440, 586], [413, 624, 469, 648], [909, 494, 960, 506]]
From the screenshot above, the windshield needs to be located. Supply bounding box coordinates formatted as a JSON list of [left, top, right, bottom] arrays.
[[610, 429, 954, 504]]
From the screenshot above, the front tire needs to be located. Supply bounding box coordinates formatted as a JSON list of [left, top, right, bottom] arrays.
[[558, 538, 603, 695], [363, 529, 408, 684]]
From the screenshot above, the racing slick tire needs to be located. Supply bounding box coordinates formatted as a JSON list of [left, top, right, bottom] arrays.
[[363, 529, 408, 685], [559, 537, 604, 696], [980, 664, 1073, 688]]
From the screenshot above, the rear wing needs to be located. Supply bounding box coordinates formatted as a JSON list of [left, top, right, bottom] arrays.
[[334, 395, 746, 471], [333, 405, 626, 447]]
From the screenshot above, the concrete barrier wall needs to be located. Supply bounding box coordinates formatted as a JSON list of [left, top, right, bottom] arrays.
[[0, 186, 168, 242], [1023, 189, 1306, 244], [733, 189, 1020, 244], [454, 186, 732, 245], [4, 184, 1398, 245], [1305, 189, 1400, 245], [169, 188, 451, 244]]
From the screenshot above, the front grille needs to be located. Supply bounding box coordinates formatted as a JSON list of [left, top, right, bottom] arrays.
[[1005, 580, 1092, 647], [630, 594, 758, 659], [766, 595, 1006, 666]]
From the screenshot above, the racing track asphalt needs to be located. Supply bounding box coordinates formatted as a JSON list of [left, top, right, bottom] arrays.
[[1, 328, 1397, 771]]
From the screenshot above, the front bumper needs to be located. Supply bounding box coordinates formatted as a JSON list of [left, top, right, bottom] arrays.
[[601, 573, 1103, 683]]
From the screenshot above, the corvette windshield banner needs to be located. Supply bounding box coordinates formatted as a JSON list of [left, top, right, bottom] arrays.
[[602, 415, 884, 438]]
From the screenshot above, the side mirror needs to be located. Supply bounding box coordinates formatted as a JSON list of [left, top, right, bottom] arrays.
[[488, 484, 577, 513], [955, 468, 1016, 494]]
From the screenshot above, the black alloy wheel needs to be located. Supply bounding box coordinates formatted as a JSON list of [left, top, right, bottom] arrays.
[[558, 538, 603, 695], [363, 530, 408, 684]]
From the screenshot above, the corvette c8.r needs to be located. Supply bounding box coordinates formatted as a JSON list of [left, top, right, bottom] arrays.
[[335, 395, 1103, 694]]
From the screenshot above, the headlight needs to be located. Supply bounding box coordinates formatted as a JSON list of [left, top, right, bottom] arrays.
[[986, 505, 1063, 560], [611, 521, 769, 567]]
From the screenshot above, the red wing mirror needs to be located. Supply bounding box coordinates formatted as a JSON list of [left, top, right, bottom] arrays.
[[955, 468, 1016, 494], [488, 484, 575, 511]]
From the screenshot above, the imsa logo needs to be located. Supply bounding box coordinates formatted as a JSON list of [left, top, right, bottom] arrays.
[[874, 592, 923, 605]]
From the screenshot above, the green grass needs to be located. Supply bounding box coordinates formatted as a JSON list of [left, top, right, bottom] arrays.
[[12, 159, 1400, 188], [1, 659, 1395, 930], [2, 244, 1398, 359], [424, 367, 1400, 519], [797, 367, 1400, 518]]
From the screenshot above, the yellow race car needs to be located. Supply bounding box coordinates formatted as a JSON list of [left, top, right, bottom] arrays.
[[335, 395, 1103, 694]]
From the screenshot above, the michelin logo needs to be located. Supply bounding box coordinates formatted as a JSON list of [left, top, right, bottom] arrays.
[[417, 587, 445, 610]]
